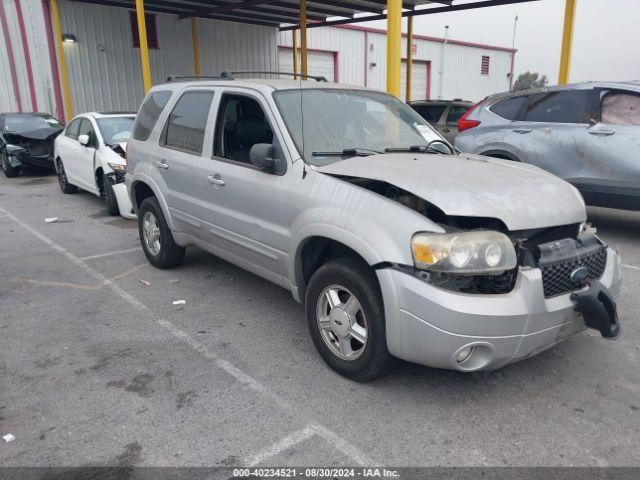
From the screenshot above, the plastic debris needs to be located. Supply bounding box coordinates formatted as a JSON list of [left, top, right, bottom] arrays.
[[173, 300, 186, 305], [169, 278, 179, 284], [45, 217, 58, 223], [3, 434, 15, 443], [138, 279, 152, 286]]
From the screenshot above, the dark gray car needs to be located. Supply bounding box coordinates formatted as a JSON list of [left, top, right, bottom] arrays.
[[455, 82, 640, 210]]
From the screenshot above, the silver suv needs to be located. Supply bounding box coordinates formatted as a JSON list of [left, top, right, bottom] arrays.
[[126, 75, 621, 381], [455, 82, 640, 211]]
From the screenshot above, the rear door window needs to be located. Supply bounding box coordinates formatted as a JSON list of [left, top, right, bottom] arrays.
[[161, 91, 214, 155], [133, 90, 172, 141], [446, 105, 470, 125], [489, 96, 527, 120], [601, 91, 640, 126], [413, 104, 447, 123], [524, 90, 591, 124]]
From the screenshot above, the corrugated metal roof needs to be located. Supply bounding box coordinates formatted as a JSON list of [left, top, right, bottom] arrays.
[[68, 1, 540, 28]]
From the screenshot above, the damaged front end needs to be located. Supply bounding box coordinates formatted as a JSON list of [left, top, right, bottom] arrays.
[[2, 131, 60, 171]]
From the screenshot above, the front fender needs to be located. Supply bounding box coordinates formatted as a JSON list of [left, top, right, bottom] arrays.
[[128, 172, 174, 230]]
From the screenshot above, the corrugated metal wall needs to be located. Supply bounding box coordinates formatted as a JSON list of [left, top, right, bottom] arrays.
[[0, 0, 278, 117], [279, 26, 514, 102]]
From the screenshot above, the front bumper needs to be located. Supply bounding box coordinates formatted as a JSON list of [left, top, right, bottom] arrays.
[[7, 152, 54, 170], [377, 247, 622, 371]]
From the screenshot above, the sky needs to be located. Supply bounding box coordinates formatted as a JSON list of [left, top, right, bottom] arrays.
[[361, 0, 640, 85]]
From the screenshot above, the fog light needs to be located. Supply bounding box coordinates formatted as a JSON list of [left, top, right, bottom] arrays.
[[456, 346, 473, 363]]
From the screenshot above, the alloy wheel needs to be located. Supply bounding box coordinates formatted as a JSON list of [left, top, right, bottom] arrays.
[[142, 211, 161, 256]]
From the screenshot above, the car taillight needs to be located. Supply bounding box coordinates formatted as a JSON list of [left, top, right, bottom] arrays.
[[458, 102, 481, 132]]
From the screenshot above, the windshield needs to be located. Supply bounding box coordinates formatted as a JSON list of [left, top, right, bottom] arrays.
[[97, 116, 135, 145], [5, 114, 62, 133], [273, 89, 446, 166]]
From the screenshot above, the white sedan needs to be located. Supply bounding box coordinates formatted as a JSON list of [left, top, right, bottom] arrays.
[[54, 112, 135, 219]]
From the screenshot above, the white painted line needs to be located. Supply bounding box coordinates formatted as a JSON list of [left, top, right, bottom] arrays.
[[244, 426, 317, 467], [80, 247, 141, 261], [0, 205, 373, 467], [622, 264, 640, 271]]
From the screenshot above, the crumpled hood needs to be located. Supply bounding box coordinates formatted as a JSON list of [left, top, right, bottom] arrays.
[[5, 126, 63, 142], [314, 153, 586, 231]]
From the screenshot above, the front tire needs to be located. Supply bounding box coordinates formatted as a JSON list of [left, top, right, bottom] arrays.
[[56, 159, 78, 193], [1, 151, 19, 178], [103, 176, 119, 216], [305, 257, 390, 382], [138, 196, 185, 269]]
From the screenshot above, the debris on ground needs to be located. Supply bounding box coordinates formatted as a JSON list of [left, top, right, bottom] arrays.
[[169, 279, 179, 284], [3, 434, 16, 443], [173, 300, 186, 306], [138, 279, 152, 286], [45, 217, 58, 223]]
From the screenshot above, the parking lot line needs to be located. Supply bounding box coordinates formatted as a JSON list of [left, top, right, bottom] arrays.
[[244, 426, 318, 467], [0, 204, 375, 467], [622, 264, 640, 271], [80, 247, 141, 261]]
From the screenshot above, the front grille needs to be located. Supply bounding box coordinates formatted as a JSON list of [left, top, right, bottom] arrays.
[[540, 246, 607, 298]]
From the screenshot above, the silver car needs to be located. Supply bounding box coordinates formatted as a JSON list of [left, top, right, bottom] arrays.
[[455, 82, 640, 210], [126, 76, 621, 381]]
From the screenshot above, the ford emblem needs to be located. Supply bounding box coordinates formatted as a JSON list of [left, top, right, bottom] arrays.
[[570, 266, 589, 285]]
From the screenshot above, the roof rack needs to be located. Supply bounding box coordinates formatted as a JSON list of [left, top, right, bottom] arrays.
[[165, 74, 231, 82], [222, 70, 328, 82]]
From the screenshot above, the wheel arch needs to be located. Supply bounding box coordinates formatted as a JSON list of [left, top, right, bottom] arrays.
[[479, 149, 520, 161], [130, 177, 174, 230]]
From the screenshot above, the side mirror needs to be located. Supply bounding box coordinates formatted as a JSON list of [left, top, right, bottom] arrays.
[[250, 143, 276, 171], [78, 134, 90, 146]]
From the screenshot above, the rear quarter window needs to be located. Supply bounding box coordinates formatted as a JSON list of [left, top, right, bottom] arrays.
[[132, 90, 172, 141], [412, 104, 447, 123], [489, 96, 527, 120]]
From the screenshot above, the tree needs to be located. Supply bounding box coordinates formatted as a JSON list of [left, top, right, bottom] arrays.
[[513, 71, 549, 91]]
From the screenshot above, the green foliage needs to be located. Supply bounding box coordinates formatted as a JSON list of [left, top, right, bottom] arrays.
[[513, 71, 549, 91]]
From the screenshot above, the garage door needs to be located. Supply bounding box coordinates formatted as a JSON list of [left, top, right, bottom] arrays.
[[401, 61, 429, 102], [278, 47, 335, 82]]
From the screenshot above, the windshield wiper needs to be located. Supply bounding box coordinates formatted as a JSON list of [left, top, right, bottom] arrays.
[[385, 141, 453, 155], [312, 147, 382, 157]]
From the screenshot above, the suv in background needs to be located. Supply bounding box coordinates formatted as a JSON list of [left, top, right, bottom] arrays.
[[409, 99, 473, 143], [455, 82, 640, 211], [126, 75, 621, 381]]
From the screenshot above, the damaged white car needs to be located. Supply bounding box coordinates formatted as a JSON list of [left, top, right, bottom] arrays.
[[126, 77, 622, 381], [54, 112, 135, 219]]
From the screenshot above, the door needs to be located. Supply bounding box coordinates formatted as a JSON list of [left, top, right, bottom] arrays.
[[75, 118, 99, 193], [278, 47, 335, 81], [199, 90, 293, 285], [503, 88, 595, 181], [401, 61, 429, 102], [56, 118, 81, 180], [157, 89, 215, 235], [576, 88, 640, 208]]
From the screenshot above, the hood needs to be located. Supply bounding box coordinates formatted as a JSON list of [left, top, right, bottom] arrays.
[[314, 153, 586, 231], [5, 126, 63, 142]]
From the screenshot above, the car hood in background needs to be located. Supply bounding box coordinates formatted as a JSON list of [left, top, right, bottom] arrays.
[[315, 153, 586, 231], [5, 126, 64, 141]]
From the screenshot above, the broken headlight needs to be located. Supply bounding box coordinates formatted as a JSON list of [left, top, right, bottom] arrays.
[[411, 231, 517, 274], [107, 162, 127, 173]]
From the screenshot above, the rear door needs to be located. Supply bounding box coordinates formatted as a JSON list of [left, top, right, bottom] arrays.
[[157, 89, 215, 235], [198, 89, 293, 285], [503, 88, 595, 180]]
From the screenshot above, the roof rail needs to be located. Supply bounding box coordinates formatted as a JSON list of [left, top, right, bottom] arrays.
[[165, 74, 231, 82], [222, 70, 328, 82]]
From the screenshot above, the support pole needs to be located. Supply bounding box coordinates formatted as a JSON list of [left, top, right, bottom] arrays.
[[135, 0, 152, 93], [191, 17, 200, 78], [405, 15, 413, 102], [558, 0, 576, 85], [50, 0, 72, 118], [300, 0, 307, 78], [386, 0, 402, 97], [292, 29, 299, 79]]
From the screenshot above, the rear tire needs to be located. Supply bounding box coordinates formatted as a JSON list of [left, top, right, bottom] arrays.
[[56, 159, 77, 193], [1, 151, 19, 178], [305, 257, 390, 382], [138, 196, 185, 269], [103, 176, 120, 216]]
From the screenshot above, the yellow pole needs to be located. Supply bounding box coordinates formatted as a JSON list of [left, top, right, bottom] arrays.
[[191, 17, 201, 78], [292, 29, 299, 79], [405, 15, 414, 102], [558, 0, 576, 85], [300, 0, 308, 78], [386, 0, 402, 97], [50, 0, 72, 119], [135, 0, 152, 93]]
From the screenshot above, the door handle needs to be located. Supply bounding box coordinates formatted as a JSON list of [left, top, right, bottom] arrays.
[[155, 160, 169, 170], [588, 129, 615, 136], [513, 128, 532, 134], [207, 175, 225, 186]]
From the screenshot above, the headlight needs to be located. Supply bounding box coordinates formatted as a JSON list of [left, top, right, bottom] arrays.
[[107, 162, 126, 173], [411, 231, 517, 273]]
